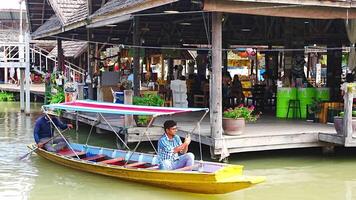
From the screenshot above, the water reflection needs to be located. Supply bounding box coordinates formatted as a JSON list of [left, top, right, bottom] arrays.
[[2, 102, 356, 199]]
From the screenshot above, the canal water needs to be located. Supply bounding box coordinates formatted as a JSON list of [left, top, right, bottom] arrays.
[[2, 102, 356, 200]]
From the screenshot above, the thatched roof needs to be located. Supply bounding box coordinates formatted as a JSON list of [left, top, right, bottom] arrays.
[[48, 41, 87, 58], [90, 0, 146, 18], [31, 15, 62, 39], [48, 0, 88, 25]]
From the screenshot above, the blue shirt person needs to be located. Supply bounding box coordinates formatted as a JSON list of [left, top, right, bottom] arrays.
[[33, 112, 73, 152], [157, 120, 194, 170]]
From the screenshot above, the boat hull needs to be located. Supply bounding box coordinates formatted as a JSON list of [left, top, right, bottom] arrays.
[[33, 145, 264, 194]]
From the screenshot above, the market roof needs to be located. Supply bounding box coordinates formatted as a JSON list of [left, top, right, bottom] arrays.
[[26, 0, 90, 39], [31, 15, 62, 39], [203, 0, 356, 19], [43, 100, 208, 116], [48, 41, 88, 58], [48, 0, 88, 25], [0, 9, 26, 21], [26, 0, 356, 47], [88, 0, 178, 27]]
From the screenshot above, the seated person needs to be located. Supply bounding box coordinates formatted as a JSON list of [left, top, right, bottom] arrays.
[[33, 110, 73, 152], [158, 120, 194, 170], [230, 75, 245, 105]]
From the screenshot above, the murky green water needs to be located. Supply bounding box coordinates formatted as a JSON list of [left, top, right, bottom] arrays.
[[2, 102, 356, 200]]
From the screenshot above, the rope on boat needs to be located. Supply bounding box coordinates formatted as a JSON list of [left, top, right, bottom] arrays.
[[124, 115, 157, 166], [99, 113, 130, 150]]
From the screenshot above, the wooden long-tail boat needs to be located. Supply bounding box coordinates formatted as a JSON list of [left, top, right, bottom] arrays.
[[30, 142, 264, 194], [31, 100, 265, 194]]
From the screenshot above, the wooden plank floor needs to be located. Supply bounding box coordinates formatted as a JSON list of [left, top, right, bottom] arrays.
[[0, 83, 45, 95], [63, 110, 337, 155]]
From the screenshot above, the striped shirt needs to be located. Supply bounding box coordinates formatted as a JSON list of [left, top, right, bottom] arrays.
[[157, 133, 182, 162]]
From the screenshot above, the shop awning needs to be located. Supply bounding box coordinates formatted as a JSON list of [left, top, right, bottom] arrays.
[[204, 0, 356, 19], [43, 100, 208, 116]]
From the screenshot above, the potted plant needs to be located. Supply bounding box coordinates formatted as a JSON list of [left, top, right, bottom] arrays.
[[222, 105, 259, 135], [133, 94, 164, 127], [334, 111, 356, 136], [307, 98, 322, 123]]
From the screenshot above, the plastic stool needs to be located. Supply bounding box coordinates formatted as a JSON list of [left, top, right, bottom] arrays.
[[286, 99, 301, 119]]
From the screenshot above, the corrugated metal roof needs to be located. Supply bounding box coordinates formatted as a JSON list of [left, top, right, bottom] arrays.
[[0, 9, 26, 20], [48, 41, 87, 58]]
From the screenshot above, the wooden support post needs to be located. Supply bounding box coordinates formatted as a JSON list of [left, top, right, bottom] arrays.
[[87, 29, 94, 100], [20, 69, 24, 112], [124, 90, 133, 127], [57, 39, 64, 72], [327, 44, 342, 101], [161, 54, 164, 80], [167, 58, 173, 80], [210, 12, 223, 157], [133, 16, 140, 96], [25, 33, 30, 115], [344, 84, 354, 146]]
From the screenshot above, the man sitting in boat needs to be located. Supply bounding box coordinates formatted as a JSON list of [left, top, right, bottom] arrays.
[[158, 120, 194, 170], [33, 110, 73, 152]]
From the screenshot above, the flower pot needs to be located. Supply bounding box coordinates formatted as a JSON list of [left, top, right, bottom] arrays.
[[133, 115, 154, 127], [333, 116, 356, 136], [222, 118, 245, 135]]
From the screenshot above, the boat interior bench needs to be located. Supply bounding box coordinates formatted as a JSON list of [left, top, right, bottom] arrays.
[[99, 157, 124, 164], [58, 150, 86, 157], [125, 162, 147, 168], [82, 154, 106, 161]]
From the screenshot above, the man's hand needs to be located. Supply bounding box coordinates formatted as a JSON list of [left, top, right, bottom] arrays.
[[67, 124, 73, 129], [184, 135, 191, 145], [37, 142, 45, 148]]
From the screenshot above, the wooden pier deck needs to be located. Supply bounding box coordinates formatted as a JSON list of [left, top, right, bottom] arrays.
[[63, 111, 336, 156], [0, 83, 45, 95]]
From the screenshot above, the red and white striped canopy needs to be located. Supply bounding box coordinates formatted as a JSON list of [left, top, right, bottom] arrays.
[[43, 100, 208, 116]]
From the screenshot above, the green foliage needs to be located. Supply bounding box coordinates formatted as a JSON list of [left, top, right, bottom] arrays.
[[132, 94, 163, 126], [133, 94, 164, 106], [135, 115, 151, 126], [223, 105, 259, 122], [338, 111, 356, 117], [49, 87, 64, 104], [0, 92, 14, 102], [308, 98, 322, 114]]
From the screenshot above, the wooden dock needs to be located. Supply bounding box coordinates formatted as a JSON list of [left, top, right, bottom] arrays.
[[0, 83, 45, 95], [62, 111, 336, 156]]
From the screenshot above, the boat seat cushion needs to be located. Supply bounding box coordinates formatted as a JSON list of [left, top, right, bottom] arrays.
[[99, 157, 124, 164], [59, 150, 86, 157], [82, 154, 106, 161], [125, 162, 147, 168]]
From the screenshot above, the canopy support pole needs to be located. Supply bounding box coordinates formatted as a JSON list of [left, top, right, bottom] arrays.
[[84, 113, 100, 146], [98, 113, 130, 150], [124, 115, 157, 166], [43, 110, 80, 159]]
